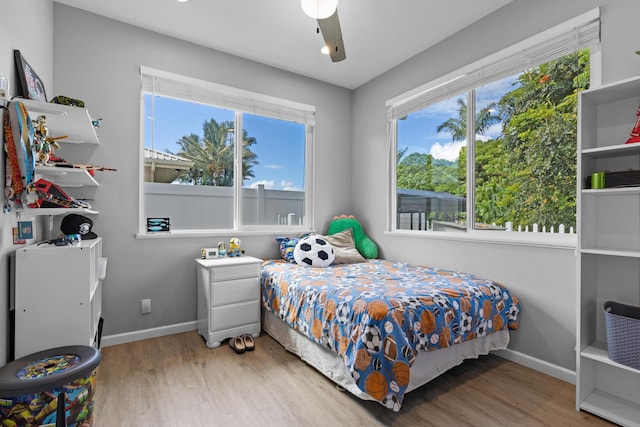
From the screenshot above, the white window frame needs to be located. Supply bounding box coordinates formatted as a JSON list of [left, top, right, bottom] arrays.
[[385, 8, 601, 248], [137, 67, 316, 237]]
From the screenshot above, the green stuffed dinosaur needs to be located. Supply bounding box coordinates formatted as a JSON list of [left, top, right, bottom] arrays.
[[327, 215, 378, 259]]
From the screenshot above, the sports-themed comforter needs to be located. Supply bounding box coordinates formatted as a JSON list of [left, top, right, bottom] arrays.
[[260, 259, 520, 411]]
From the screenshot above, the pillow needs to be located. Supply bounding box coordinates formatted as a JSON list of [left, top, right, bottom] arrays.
[[327, 215, 378, 259], [276, 236, 299, 263], [293, 235, 335, 267], [323, 228, 365, 264]]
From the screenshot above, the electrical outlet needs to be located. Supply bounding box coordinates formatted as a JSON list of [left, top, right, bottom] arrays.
[[141, 299, 151, 314]]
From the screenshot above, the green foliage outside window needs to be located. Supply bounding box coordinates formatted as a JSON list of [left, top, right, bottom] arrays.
[[397, 49, 589, 230]]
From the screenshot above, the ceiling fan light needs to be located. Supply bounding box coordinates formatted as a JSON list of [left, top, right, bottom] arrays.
[[301, 0, 338, 19], [320, 46, 330, 55]]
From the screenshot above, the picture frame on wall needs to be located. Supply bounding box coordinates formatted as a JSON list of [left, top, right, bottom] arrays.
[[14, 50, 47, 102]]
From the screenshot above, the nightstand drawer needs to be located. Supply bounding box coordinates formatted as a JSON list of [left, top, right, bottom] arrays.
[[211, 277, 258, 306], [211, 263, 260, 282], [210, 300, 260, 330]]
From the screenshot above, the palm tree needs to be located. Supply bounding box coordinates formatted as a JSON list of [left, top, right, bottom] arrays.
[[174, 119, 258, 186], [436, 98, 500, 141]]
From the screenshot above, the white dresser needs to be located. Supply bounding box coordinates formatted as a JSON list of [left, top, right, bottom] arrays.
[[196, 256, 262, 348]]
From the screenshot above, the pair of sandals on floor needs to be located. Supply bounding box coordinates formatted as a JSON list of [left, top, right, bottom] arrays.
[[228, 334, 255, 354]]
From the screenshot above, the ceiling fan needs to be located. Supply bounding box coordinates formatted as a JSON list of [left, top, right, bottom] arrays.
[[301, 0, 346, 62]]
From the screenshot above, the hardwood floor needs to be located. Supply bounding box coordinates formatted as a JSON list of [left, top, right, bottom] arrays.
[[94, 331, 613, 426]]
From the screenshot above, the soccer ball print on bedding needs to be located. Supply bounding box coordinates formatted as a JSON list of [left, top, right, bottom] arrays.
[[293, 235, 335, 267], [362, 325, 383, 353]]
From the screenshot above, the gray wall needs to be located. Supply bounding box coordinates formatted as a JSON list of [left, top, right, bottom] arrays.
[[352, 0, 640, 373], [0, 0, 53, 366], [52, 5, 353, 339]]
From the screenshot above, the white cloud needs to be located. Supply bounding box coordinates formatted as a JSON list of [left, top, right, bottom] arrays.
[[430, 140, 466, 161], [248, 180, 274, 189], [476, 122, 503, 142], [280, 180, 300, 191], [247, 179, 301, 191], [264, 164, 282, 169]]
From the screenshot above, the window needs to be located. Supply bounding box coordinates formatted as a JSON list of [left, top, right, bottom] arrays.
[[387, 9, 600, 239], [396, 92, 467, 231], [140, 67, 315, 234]]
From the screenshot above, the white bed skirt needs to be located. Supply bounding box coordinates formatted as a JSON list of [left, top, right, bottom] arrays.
[[262, 309, 510, 402]]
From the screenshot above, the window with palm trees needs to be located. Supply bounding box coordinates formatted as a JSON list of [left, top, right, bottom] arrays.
[[143, 93, 308, 231], [395, 49, 589, 233]]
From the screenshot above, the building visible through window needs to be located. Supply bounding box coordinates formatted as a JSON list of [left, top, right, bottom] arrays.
[[140, 68, 314, 233]]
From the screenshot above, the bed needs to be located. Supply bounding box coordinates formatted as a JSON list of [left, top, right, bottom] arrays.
[[260, 258, 520, 411]]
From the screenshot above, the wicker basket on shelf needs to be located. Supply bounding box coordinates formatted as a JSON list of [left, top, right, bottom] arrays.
[[604, 300, 640, 370]]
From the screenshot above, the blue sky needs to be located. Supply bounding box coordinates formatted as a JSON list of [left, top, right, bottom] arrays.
[[144, 95, 305, 190], [144, 74, 519, 189], [397, 75, 519, 161]]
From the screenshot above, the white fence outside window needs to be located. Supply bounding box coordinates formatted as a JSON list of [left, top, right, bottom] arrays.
[[397, 212, 575, 235], [144, 183, 304, 229]]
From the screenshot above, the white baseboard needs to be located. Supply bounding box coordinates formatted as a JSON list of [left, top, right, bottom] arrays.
[[494, 348, 576, 384], [101, 321, 198, 347]]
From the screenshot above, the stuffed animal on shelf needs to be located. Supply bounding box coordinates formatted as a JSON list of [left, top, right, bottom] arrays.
[[327, 215, 378, 259], [228, 237, 242, 256]]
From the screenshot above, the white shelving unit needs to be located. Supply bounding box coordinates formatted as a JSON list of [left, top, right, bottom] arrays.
[[577, 76, 640, 427], [35, 165, 99, 188], [4, 99, 102, 219], [19, 98, 99, 145], [14, 237, 103, 359]]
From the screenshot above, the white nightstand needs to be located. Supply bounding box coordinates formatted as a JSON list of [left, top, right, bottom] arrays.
[[196, 256, 262, 348]]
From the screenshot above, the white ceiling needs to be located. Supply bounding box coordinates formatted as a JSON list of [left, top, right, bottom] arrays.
[[53, 0, 513, 89]]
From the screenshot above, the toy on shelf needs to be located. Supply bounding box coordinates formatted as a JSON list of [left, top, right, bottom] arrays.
[[4, 101, 36, 207], [217, 242, 227, 257], [626, 106, 640, 144], [33, 115, 66, 166], [4, 108, 24, 202], [53, 163, 117, 178], [228, 238, 242, 257], [27, 179, 91, 209]]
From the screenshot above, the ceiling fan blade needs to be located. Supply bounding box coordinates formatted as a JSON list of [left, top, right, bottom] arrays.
[[317, 10, 346, 62]]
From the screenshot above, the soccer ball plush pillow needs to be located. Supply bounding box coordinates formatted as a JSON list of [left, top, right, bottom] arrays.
[[293, 235, 335, 267]]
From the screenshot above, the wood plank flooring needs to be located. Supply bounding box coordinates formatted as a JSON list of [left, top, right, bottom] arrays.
[[93, 331, 613, 426]]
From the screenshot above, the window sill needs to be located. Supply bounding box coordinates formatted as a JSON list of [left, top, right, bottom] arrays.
[[136, 227, 314, 240], [385, 229, 577, 250]]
